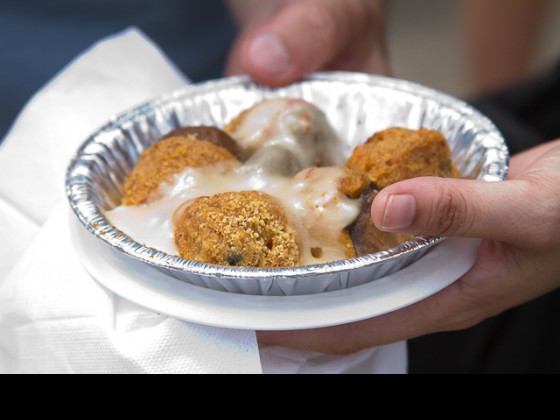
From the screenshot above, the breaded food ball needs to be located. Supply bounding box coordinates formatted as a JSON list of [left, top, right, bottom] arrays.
[[174, 191, 301, 268], [340, 172, 413, 257], [122, 135, 238, 206], [346, 127, 460, 188], [338, 230, 358, 259], [225, 98, 344, 168], [347, 184, 414, 256], [162, 126, 244, 159], [339, 168, 371, 199], [334, 169, 371, 260]]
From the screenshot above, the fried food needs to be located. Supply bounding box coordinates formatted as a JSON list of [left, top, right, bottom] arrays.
[[114, 101, 462, 267], [162, 126, 244, 160], [122, 135, 238, 206], [339, 169, 409, 257], [347, 184, 414, 256], [346, 127, 460, 188], [225, 98, 344, 168], [338, 230, 357, 259], [339, 168, 371, 199], [344, 128, 460, 256], [174, 191, 301, 268]]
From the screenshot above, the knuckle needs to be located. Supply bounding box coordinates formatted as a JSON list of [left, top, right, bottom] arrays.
[[429, 182, 474, 237], [442, 285, 488, 331], [447, 266, 514, 332]]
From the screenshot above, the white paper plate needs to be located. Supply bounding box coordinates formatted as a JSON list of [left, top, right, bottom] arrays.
[[70, 213, 481, 331], [67, 73, 506, 296]]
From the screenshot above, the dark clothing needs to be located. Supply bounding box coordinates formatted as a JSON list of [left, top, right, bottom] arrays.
[[409, 292, 560, 374], [471, 63, 560, 155], [409, 65, 560, 374], [0, 0, 235, 140]]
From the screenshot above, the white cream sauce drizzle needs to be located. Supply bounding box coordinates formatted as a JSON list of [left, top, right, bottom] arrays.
[[106, 98, 360, 266], [227, 98, 346, 168], [106, 163, 361, 266]]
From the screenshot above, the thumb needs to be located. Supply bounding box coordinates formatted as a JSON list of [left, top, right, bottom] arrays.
[[228, 0, 384, 86], [371, 177, 535, 246]]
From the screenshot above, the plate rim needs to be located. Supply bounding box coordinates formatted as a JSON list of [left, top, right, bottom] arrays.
[[70, 212, 481, 331], [65, 72, 507, 282]]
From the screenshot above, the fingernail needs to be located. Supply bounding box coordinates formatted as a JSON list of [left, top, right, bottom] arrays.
[[382, 194, 417, 231], [248, 33, 291, 78]]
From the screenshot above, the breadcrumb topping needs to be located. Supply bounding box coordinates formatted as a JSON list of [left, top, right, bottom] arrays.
[[345, 127, 460, 189], [174, 191, 301, 268], [122, 136, 237, 206]]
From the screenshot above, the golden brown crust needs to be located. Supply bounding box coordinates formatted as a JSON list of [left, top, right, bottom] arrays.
[[122, 136, 238, 206], [338, 168, 372, 199], [347, 185, 414, 256], [339, 229, 357, 259], [174, 191, 301, 268], [345, 127, 459, 188], [120, 122, 462, 267], [161, 126, 244, 160]]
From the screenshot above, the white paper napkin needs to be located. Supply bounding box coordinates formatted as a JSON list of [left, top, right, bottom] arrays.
[[0, 27, 408, 374], [0, 27, 190, 277], [0, 203, 262, 374], [0, 28, 261, 374]]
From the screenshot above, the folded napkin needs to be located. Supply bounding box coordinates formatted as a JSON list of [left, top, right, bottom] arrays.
[[1, 203, 261, 374], [0, 28, 407, 374], [0, 28, 261, 374], [0, 27, 189, 277]]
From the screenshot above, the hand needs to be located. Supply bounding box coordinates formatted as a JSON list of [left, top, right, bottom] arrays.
[[258, 139, 560, 355], [225, 0, 389, 86]]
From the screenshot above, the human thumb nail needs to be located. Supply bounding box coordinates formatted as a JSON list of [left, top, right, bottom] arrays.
[[380, 194, 417, 232]]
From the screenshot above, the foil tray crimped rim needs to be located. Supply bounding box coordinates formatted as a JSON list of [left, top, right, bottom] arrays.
[[66, 72, 508, 285]]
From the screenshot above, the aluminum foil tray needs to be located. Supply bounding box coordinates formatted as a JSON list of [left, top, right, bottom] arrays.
[[66, 72, 509, 296]]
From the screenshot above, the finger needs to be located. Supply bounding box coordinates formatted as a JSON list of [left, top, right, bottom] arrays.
[[257, 299, 437, 355], [257, 240, 514, 355], [370, 177, 537, 245], [257, 273, 482, 355], [224, 0, 282, 77], [234, 0, 381, 86], [258, 237, 559, 355], [225, 37, 245, 76], [507, 138, 560, 179]]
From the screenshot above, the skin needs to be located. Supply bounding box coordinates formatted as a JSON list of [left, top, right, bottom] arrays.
[[258, 140, 560, 355], [225, 0, 560, 355], [225, 0, 389, 86]]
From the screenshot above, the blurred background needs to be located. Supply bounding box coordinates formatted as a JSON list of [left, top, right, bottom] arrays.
[[1, 0, 560, 141], [387, 0, 560, 98]]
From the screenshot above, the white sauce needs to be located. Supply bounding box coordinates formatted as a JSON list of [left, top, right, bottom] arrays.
[[106, 98, 361, 266], [227, 98, 345, 168], [106, 163, 361, 266]]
